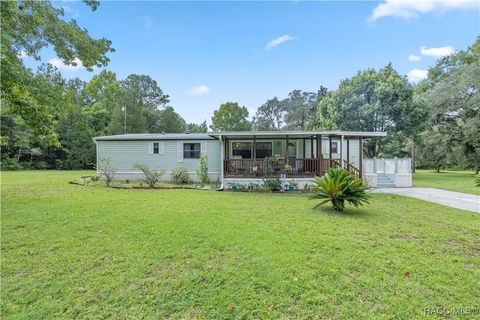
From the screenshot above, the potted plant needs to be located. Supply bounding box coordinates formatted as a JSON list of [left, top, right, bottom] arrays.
[[284, 164, 293, 173], [287, 180, 298, 192]]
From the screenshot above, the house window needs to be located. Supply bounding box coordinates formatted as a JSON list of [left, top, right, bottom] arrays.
[[232, 142, 252, 158], [153, 142, 160, 154], [184, 143, 200, 159], [331, 141, 338, 154], [255, 142, 272, 159]]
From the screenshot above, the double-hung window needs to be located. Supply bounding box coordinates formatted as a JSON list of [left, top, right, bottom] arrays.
[[183, 143, 201, 159]]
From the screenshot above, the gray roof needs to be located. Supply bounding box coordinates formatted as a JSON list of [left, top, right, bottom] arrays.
[[210, 130, 387, 139], [93, 133, 214, 141], [93, 130, 387, 141]]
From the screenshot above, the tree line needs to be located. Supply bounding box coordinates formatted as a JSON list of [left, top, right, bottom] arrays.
[[1, 1, 478, 172]]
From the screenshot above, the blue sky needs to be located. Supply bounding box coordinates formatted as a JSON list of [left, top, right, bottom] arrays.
[[33, 1, 480, 124]]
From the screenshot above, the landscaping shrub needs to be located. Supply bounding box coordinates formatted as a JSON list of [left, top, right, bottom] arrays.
[[134, 164, 164, 188], [263, 176, 281, 191], [196, 153, 210, 184], [309, 168, 370, 212], [171, 167, 192, 184], [98, 158, 116, 187], [476, 177, 480, 187]]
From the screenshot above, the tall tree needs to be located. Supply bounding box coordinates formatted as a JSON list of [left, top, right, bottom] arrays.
[[186, 121, 208, 133], [421, 59, 480, 173], [108, 74, 170, 134], [210, 102, 252, 131], [282, 87, 328, 130], [0, 0, 113, 145], [84, 70, 124, 133], [150, 106, 186, 133], [55, 79, 96, 169], [252, 97, 284, 131], [310, 65, 420, 157]]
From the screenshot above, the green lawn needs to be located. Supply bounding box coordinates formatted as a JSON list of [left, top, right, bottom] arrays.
[[413, 169, 480, 195], [2, 171, 479, 319]]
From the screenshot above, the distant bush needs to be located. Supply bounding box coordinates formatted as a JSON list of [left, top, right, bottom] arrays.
[[171, 167, 192, 184], [263, 176, 281, 191], [196, 153, 210, 184], [134, 164, 164, 188], [1, 158, 22, 171], [309, 168, 370, 212], [33, 161, 48, 170]]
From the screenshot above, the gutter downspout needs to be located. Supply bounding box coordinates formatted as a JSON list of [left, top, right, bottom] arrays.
[[219, 135, 224, 190]]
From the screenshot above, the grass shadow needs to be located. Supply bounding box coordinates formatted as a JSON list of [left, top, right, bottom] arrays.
[[314, 205, 373, 218]]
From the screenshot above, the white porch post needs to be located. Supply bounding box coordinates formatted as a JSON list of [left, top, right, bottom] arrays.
[[340, 135, 344, 168], [219, 135, 224, 189]]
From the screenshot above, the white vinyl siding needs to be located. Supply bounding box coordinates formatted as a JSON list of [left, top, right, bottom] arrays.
[[177, 141, 183, 162], [97, 139, 220, 174]]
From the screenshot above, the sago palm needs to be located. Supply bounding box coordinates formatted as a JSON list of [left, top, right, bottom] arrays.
[[309, 168, 370, 212]]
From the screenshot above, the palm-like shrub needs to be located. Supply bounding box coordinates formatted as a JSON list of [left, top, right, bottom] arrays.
[[476, 176, 480, 187], [309, 168, 370, 212]]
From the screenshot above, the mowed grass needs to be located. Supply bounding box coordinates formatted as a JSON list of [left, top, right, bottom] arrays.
[[2, 171, 479, 319], [413, 170, 480, 195]]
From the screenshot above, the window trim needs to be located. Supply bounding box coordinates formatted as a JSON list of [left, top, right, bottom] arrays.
[[183, 142, 201, 159], [150, 141, 164, 155]]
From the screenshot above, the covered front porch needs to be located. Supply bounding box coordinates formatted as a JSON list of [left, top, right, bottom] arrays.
[[210, 131, 385, 182]]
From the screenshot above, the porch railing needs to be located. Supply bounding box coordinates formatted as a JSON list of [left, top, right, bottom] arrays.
[[223, 158, 342, 177], [343, 160, 362, 179]]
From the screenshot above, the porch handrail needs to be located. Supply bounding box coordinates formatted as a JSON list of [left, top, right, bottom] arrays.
[[343, 160, 361, 179]]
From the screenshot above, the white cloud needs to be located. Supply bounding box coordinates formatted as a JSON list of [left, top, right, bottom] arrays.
[[407, 69, 428, 82], [48, 57, 84, 72], [188, 85, 210, 95], [369, 0, 479, 22], [266, 35, 295, 50], [408, 54, 421, 62], [420, 45, 455, 57]]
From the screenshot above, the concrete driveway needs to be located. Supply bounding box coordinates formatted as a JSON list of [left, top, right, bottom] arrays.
[[372, 187, 480, 213]]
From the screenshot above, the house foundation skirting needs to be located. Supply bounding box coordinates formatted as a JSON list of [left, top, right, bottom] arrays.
[[98, 171, 220, 182], [224, 177, 316, 190]]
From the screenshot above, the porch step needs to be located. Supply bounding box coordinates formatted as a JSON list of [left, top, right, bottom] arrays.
[[377, 174, 395, 188], [377, 183, 395, 188]]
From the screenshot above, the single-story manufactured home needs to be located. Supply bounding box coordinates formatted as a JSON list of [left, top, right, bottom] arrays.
[[93, 130, 412, 188]]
